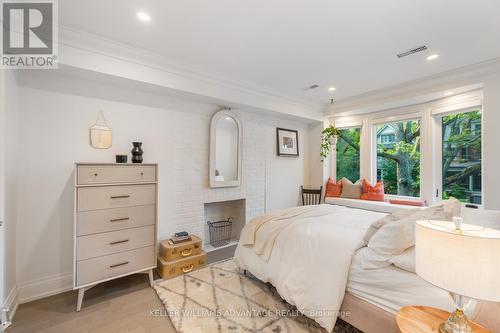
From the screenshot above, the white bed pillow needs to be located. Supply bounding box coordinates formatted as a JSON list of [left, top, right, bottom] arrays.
[[361, 198, 462, 244], [440, 197, 462, 220], [361, 201, 459, 269], [362, 208, 420, 244], [389, 246, 416, 273], [340, 178, 362, 199]]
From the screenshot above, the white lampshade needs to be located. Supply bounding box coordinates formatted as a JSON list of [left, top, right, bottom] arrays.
[[415, 220, 500, 302]]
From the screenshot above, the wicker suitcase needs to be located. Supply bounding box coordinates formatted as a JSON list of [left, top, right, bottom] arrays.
[[157, 251, 206, 279], [159, 235, 202, 261]]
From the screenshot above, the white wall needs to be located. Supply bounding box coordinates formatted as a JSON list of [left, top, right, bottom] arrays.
[[11, 70, 317, 302], [1, 70, 19, 313], [307, 122, 326, 188], [482, 75, 500, 210], [0, 67, 4, 306], [265, 120, 311, 211]]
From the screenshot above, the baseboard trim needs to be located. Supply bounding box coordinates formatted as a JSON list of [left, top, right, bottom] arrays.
[[3, 286, 19, 321], [18, 272, 73, 304]]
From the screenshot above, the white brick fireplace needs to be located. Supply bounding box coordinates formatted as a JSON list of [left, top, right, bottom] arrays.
[[170, 110, 310, 250]]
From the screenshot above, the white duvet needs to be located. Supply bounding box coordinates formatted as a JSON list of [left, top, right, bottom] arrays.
[[234, 204, 386, 332]]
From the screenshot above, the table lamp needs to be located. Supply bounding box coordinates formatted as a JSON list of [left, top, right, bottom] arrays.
[[415, 218, 500, 333]]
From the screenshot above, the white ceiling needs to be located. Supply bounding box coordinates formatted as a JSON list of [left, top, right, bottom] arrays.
[[60, 0, 500, 104]]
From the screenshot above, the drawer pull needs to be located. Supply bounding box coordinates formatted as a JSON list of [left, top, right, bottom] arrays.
[[109, 261, 129, 269], [94, 173, 98, 177], [110, 195, 130, 199], [182, 264, 194, 273], [180, 248, 192, 257], [109, 239, 129, 245], [109, 217, 130, 222]]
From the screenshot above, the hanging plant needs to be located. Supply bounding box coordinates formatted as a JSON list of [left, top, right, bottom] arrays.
[[320, 124, 340, 159]]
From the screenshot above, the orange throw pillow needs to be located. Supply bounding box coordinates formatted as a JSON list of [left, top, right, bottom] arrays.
[[361, 179, 385, 201], [325, 178, 342, 197]]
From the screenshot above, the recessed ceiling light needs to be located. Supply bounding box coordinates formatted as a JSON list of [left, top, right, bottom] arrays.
[[444, 91, 454, 96], [328, 87, 336, 92], [137, 12, 151, 22], [426, 54, 440, 61]]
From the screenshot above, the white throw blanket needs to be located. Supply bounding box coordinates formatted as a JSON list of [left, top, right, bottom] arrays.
[[240, 204, 339, 261], [235, 204, 386, 332]]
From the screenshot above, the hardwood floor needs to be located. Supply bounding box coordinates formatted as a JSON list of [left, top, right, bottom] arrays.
[[9, 273, 176, 333], [9, 249, 237, 333]]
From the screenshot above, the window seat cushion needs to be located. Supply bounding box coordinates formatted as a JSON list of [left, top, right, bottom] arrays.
[[324, 197, 420, 213]]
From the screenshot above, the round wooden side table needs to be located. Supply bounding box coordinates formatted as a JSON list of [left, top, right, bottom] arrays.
[[396, 306, 491, 333]]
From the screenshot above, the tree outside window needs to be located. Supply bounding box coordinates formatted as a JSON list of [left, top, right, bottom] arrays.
[[441, 110, 482, 204], [336, 128, 360, 182], [376, 120, 421, 197]]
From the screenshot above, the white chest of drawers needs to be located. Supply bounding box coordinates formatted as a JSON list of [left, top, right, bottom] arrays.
[[74, 163, 158, 311]]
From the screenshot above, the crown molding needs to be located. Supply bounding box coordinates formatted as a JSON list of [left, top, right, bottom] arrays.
[[429, 90, 483, 115], [57, 25, 323, 119], [328, 58, 500, 116]]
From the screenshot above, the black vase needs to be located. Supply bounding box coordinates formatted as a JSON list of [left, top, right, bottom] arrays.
[[131, 142, 143, 163]]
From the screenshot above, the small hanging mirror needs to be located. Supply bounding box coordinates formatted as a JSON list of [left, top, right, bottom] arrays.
[[89, 110, 112, 149]]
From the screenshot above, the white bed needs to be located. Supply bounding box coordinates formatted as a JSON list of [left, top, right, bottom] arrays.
[[347, 247, 454, 314], [234, 202, 500, 333], [234, 232, 455, 332], [235, 204, 386, 332]]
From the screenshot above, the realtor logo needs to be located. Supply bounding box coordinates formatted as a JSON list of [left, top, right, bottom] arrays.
[[1, 0, 58, 68]]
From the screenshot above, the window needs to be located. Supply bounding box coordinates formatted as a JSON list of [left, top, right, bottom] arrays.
[[379, 134, 395, 144], [375, 119, 421, 197], [336, 127, 361, 182], [440, 110, 482, 204]]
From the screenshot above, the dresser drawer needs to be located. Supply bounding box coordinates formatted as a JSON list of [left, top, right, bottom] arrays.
[[77, 205, 155, 236], [76, 246, 155, 287], [78, 184, 156, 211], [77, 225, 154, 261], [77, 165, 156, 185]]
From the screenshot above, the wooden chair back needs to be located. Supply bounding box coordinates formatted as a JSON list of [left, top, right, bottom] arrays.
[[301, 186, 323, 206]]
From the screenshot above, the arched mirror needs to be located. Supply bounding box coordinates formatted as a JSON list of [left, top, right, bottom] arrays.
[[209, 109, 242, 187]]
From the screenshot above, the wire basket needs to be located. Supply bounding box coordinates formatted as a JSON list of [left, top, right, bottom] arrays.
[[207, 217, 233, 247]]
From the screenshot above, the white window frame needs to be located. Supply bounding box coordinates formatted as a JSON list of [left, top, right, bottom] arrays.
[[328, 90, 484, 205], [432, 103, 483, 206], [371, 111, 424, 199]]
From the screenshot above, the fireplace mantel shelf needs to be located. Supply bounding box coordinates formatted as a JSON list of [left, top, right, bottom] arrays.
[[204, 239, 239, 253]]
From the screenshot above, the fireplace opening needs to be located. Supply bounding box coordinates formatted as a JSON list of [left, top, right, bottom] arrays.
[[203, 199, 246, 253]]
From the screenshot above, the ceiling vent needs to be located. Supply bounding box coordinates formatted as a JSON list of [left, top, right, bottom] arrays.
[[303, 84, 319, 91], [397, 45, 428, 58]]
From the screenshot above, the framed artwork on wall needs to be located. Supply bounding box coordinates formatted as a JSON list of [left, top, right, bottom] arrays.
[[276, 127, 299, 156]]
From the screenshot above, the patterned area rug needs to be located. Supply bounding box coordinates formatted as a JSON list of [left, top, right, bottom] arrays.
[[154, 259, 362, 333]]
